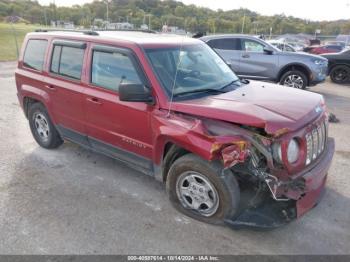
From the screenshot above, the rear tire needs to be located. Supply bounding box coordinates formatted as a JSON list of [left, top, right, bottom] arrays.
[[280, 70, 308, 89], [330, 65, 350, 84], [28, 103, 63, 149], [166, 154, 240, 225]]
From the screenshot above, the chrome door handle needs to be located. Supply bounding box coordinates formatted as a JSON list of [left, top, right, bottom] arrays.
[[242, 54, 250, 58]]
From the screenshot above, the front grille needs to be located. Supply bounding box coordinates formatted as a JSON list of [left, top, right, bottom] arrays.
[[305, 119, 328, 165]]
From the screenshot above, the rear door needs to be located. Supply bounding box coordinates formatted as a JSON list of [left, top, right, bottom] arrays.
[[83, 44, 154, 173], [206, 38, 242, 73], [45, 40, 88, 144], [239, 38, 279, 80]]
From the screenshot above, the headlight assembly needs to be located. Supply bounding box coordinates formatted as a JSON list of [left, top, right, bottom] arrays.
[[272, 142, 282, 163], [287, 138, 300, 163], [313, 59, 326, 66], [272, 138, 300, 164]]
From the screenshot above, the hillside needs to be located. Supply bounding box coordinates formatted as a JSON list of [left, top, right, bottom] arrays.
[[0, 0, 350, 34]]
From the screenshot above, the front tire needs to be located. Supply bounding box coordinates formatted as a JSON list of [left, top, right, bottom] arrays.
[[330, 65, 350, 84], [28, 103, 63, 149], [280, 70, 308, 89], [166, 154, 240, 225]]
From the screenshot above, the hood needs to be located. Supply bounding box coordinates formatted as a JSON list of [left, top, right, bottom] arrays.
[[170, 81, 324, 135], [321, 52, 342, 59], [280, 51, 327, 61]]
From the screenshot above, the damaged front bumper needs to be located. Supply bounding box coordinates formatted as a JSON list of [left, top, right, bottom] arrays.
[[225, 138, 335, 229]]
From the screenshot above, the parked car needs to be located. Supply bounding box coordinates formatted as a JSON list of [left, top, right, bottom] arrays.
[[15, 30, 334, 229], [201, 34, 328, 89], [322, 49, 350, 84], [336, 35, 350, 46], [304, 44, 343, 55], [267, 40, 296, 52], [325, 41, 347, 49]]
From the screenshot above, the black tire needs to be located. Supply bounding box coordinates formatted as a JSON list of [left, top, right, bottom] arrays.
[[166, 154, 240, 225], [280, 70, 308, 89], [28, 103, 63, 149], [330, 65, 350, 84]]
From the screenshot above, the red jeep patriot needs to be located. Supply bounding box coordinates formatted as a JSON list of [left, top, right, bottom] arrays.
[[15, 30, 335, 229]]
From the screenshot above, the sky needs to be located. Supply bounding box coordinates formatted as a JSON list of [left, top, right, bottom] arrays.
[[37, 0, 350, 21]]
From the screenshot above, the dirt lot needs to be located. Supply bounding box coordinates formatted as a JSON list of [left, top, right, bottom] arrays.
[[0, 61, 349, 254]]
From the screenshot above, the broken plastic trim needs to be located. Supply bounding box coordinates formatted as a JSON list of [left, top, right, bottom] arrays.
[[264, 174, 290, 201]]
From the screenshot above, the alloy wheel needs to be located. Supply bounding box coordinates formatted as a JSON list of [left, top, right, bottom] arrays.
[[283, 74, 304, 89], [33, 113, 50, 142], [332, 68, 348, 83], [176, 171, 219, 217]]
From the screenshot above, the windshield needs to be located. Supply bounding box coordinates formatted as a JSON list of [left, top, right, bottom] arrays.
[[145, 44, 240, 98]]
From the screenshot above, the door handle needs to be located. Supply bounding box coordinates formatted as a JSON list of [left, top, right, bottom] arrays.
[[242, 54, 250, 58], [86, 97, 102, 105], [44, 84, 56, 91]]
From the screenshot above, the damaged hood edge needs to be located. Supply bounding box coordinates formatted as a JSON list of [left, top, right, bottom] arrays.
[[168, 82, 324, 135]]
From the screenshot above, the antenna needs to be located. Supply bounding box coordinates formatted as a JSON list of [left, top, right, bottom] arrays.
[[167, 36, 186, 118]]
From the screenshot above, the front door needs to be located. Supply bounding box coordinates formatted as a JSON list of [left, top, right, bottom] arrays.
[[83, 44, 154, 172], [239, 38, 279, 80]]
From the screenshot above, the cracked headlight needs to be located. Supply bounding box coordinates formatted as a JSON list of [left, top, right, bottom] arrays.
[[287, 138, 300, 164], [272, 138, 300, 164]]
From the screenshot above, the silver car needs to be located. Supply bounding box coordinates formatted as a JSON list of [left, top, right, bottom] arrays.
[[201, 34, 328, 89]]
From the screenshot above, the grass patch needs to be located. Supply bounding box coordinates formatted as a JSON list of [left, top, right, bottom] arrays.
[[0, 23, 44, 61]]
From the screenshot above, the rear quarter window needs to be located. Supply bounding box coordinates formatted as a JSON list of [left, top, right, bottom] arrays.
[[23, 39, 48, 71]]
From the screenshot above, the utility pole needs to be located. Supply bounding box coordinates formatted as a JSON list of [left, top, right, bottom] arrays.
[[147, 14, 152, 30], [44, 8, 47, 26], [53, 0, 56, 26], [106, 0, 109, 22], [241, 14, 246, 34], [10, 21, 19, 59]]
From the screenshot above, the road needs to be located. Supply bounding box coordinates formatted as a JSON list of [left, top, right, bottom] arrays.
[[0, 62, 349, 254]]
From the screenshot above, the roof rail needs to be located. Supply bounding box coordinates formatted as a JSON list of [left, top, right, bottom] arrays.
[[96, 29, 157, 34], [35, 29, 99, 36], [35, 28, 157, 35]]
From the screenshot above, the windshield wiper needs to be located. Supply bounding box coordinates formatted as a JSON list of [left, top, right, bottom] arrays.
[[217, 79, 241, 91], [173, 79, 241, 98], [173, 88, 228, 98]]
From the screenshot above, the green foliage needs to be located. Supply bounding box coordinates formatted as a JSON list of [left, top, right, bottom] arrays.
[[0, 22, 39, 61], [0, 0, 350, 34]]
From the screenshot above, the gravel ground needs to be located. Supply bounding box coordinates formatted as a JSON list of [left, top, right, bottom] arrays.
[[0, 62, 349, 254]]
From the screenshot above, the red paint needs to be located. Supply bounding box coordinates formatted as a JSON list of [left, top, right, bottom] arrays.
[[15, 32, 335, 221], [307, 45, 341, 55], [221, 144, 249, 168]]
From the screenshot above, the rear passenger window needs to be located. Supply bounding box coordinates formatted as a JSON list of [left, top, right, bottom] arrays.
[[91, 50, 142, 92], [207, 39, 240, 51], [50, 45, 85, 80], [23, 40, 48, 71]]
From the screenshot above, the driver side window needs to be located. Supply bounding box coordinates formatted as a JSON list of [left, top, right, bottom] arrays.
[[243, 39, 264, 52], [91, 50, 142, 92]]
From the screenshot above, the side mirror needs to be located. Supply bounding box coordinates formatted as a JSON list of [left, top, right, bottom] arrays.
[[263, 47, 274, 55], [119, 83, 154, 104]]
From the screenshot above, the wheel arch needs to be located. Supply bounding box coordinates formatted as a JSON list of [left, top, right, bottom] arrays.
[[23, 97, 44, 119], [277, 63, 312, 85], [160, 142, 191, 183], [20, 85, 53, 121], [329, 63, 350, 72]]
